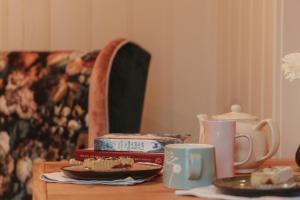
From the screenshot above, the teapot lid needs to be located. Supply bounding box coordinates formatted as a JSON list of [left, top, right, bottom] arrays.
[[213, 104, 258, 120]]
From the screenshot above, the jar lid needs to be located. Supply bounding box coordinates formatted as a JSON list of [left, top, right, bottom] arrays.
[[212, 104, 258, 120]]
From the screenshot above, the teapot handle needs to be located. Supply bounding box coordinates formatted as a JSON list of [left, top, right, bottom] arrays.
[[254, 119, 280, 162]]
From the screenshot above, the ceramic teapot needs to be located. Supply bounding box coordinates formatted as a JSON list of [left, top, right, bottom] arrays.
[[197, 104, 280, 173]]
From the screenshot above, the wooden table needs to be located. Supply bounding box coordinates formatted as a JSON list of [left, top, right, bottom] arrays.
[[32, 159, 300, 200]]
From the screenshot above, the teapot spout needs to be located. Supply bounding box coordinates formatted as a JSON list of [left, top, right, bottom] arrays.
[[197, 114, 208, 144]]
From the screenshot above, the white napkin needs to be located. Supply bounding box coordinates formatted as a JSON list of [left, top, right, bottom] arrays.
[[175, 185, 300, 200], [40, 172, 149, 186]]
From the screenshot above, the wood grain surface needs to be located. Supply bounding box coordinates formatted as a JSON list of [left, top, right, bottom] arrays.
[[32, 159, 299, 200]]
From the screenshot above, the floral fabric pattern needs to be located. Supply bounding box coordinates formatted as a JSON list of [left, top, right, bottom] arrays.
[[0, 51, 99, 200]]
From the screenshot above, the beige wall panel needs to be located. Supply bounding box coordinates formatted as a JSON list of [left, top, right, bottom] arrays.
[[0, 0, 8, 49], [219, 0, 276, 155], [249, 0, 263, 117], [246, 0, 254, 114], [281, 0, 300, 157], [224, 0, 234, 111], [238, 0, 251, 113], [172, 0, 218, 141], [50, 0, 90, 50], [220, 0, 274, 119], [91, 0, 132, 49], [272, 0, 282, 157], [131, 0, 173, 133], [215, 0, 227, 113], [23, 0, 50, 50], [230, 0, 240, 105], [263, 0, 274, 119], [7, 0, 23, 50], [0, 0, 279, 150]]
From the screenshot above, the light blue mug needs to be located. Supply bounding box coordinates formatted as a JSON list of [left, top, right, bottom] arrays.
[[163, 144, 216, 189]]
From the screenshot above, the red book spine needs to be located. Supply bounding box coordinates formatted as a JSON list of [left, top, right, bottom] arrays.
[[75, 149, 164, 165]]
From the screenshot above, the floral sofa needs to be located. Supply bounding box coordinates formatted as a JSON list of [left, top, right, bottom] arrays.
[[0, 38, 151, 200]]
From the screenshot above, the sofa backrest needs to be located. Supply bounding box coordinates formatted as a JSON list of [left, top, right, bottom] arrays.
[[108, 41, 151, 133], [88, 39, 151, 146], [0, 50, 98, 199], [0, 39, 151, 200]]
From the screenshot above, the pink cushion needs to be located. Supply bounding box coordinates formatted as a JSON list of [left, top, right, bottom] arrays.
[[88, 38, 126, 147]]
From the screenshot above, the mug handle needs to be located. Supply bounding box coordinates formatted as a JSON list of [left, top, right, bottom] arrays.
[[188, 154, 202, 180], [234, 134, 253, 166]]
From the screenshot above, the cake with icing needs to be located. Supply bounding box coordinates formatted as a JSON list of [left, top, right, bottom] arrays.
[[82, 157, 135, 170], [250, 166, 294, 186]]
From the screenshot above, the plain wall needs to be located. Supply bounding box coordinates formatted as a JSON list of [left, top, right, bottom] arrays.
[[281, 0, 300, 157], [0, 0, 221, 143], [0, 0, 291, 157]]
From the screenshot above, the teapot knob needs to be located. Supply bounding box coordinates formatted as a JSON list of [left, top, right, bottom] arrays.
[[231, 104, 242, 112]]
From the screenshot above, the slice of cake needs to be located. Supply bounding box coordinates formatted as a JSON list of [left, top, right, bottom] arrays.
[[69, 158, 82, 166], [82, 157, 135, 170], [250, 166, 294, 186]]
